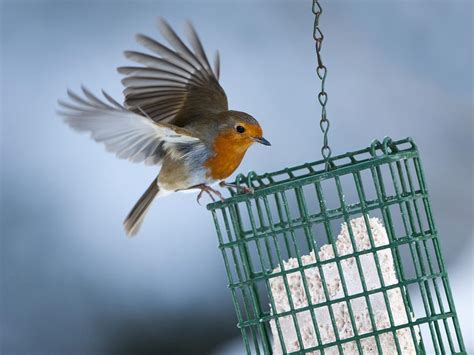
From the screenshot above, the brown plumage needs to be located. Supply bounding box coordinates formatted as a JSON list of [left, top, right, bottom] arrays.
[[58, 18, 270, 236]]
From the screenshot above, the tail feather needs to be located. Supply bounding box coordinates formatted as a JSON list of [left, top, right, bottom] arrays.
[[123, 177, 159, 237]]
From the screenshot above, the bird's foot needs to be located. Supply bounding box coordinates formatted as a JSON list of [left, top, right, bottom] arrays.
[[194, 184, 225, 205], [219, 181, 255, 194], [196, 188, 214, 205]]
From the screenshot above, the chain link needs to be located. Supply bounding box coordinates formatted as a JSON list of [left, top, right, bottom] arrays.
[[312, 0, 331, 169]]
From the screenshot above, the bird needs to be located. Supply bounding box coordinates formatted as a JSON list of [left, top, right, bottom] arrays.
[[58, 18, 270, 237]]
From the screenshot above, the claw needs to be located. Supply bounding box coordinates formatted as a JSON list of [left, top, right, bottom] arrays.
[[194, 184, 222, 205], [196, 189, 204, 205], [206, 189, 216, 202], [220, 181, 254, 195], [240, 186, 255, 194], [212, 189, 225, 201]]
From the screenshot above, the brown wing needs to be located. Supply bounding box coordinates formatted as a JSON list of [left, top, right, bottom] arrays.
[[118, 19, 228, 127]]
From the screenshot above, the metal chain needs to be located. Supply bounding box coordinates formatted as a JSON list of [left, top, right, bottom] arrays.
[[312, 0, 331, 169]]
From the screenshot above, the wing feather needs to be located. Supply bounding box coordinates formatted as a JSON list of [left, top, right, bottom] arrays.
[[119, 19, 228, 126], [58, 87, 200, 165], [101, 89, 125, 109], [134, 34, 206, 83], [184, 21, 213, 73], [213, 50, 220, 79]]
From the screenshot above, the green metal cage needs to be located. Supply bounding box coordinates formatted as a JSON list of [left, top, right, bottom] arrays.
[[208, 137, 466, 354]]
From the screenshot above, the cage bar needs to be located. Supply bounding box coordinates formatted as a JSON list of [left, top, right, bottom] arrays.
[[208, 137, 466, 354]]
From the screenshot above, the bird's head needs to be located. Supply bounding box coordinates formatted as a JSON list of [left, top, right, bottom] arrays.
[[217, 110, 271, 150]]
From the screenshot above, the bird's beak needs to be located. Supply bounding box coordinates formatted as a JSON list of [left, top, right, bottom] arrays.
[[253, 136, 271, 146]]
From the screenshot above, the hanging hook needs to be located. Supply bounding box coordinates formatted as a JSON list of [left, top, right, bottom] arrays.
[[312, 0, 332, 170]]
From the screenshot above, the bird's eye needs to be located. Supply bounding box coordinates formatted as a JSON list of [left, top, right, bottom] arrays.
[[236, 125, 246, 133]]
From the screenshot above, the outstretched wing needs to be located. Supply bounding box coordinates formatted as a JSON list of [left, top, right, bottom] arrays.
[[118, 18, 228, 127], [58, 87, 201, 165]]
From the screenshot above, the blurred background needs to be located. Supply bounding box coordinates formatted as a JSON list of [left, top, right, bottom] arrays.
[[1, 0, 472, 354]]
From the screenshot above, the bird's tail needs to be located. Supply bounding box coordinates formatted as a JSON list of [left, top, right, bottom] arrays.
[[123, 177, 160, 237]]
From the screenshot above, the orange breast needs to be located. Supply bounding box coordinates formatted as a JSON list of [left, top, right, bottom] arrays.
[[205, 131, 253, 180]]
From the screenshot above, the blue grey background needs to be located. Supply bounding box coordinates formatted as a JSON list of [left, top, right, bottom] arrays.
[[1, 0, 472, 354]]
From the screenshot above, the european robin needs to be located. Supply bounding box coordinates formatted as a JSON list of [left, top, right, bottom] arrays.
[[58, 19, 270, 236]]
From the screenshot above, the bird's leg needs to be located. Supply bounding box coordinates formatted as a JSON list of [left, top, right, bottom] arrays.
[[196, 187, 215, 205], [192, 184, 224, 205], [219, 181, 255, 194], [205, 185, 225, 201]]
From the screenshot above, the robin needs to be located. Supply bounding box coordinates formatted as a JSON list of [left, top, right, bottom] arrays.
[[58, 19, 270, 236]]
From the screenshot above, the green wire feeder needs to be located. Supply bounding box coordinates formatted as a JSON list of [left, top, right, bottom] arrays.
[[207, 137, 466, 354]]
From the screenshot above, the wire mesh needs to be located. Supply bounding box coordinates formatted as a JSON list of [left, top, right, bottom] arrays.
[[208, 137, 466, 354]]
